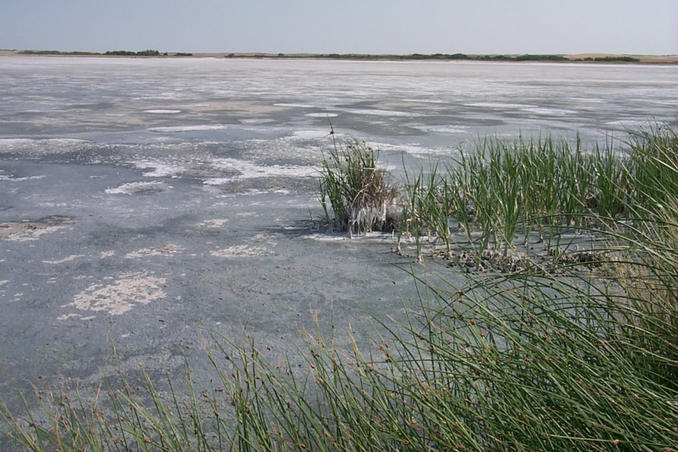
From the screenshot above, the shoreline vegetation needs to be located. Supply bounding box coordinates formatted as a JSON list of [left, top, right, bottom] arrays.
[[1, 49, 677, 63], [322, 126, 677, 261], [2, 124, 677, 450]]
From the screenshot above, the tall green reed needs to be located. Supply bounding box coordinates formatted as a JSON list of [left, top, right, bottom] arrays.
[[400, 164, 454, 259]]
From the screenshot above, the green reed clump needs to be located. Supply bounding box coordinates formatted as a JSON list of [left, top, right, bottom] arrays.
[[400, 164, 455, 258], [319, 128, 657, 261], [317, 126, 673, 263], [441, 136, 630, 253], [319, 134, 399, 235], [627, 124, 678, 215], [401, 127, 675, 259], [3, 126, 677, 451]]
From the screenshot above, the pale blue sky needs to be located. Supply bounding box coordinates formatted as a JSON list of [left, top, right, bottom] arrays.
[[2, 0, 677, 54]]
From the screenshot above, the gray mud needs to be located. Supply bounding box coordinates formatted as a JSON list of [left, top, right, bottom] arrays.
[[1, 56, 676, 413]]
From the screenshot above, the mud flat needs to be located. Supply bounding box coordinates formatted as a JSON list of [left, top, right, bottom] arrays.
[[1, 56, 676, 414]]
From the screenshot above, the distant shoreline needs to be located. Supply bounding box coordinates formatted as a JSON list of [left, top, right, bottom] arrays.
[[1, 49, 676, 64]]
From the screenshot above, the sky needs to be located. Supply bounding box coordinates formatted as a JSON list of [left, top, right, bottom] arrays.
[[1, 0, 677, 55]]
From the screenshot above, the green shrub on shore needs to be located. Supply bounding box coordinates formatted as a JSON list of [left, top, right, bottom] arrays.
[[2, 126, 677, 451]]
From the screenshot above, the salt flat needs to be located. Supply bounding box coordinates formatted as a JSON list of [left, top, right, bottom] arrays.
[[0, 56, 676, 410]]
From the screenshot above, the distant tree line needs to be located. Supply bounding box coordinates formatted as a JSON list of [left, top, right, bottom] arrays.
[[105, 49, 161, 56], [575, 56, 640, 62], [291, 53, 570, 62], [12, 50, 641, 63], [17, 49, 175, 57], [18, 50, 99, 55], [269, 53, 641, 63]]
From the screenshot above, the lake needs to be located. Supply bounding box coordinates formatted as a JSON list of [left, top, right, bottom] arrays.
[[0, 56, 676, 408]]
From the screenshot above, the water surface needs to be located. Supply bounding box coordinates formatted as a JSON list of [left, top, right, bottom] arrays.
[[1, 56, 676, 407]]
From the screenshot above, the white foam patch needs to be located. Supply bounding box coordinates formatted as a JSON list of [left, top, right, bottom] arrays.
[[648, 99, 678, 106], [125, 244, 183, 259], [302, 233, 349, 242], [243, 189, 291, 196], [149, 125, 227, 132], [240, 118, 276, 124], [605, 119, 648, 127], [415, 125, 467, 134], [122, 141, 221, 153], [304, 232, 394, 242], [465, 102, 533, 109], [291, 129, 330, 140], [232, 135, 322, 165], [520, 107, 576, 116], [144, 109, 181, 114], [274, 103, 315, 108], [198, 218, 229, 228], [202, 178, 232, 186], [0, 138, 86, 147], [344, 109, 416, 117], [65, 272, 166, 316], [0, 174, 46, 182], [43, 254, 84, 265], [402, 98, 446, 104], [305, 112, 338, 118], [151, 92, 181, 99], [371, 141, 451, 156], [105, 181, 171, 195], [203, 158, 317, 185], [0, 138, 89, 153]]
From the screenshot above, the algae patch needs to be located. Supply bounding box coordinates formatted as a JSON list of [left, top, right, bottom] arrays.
[[0, 216, 74, 242], [63, 272, 166, 316], [125, 243, 183, 259]]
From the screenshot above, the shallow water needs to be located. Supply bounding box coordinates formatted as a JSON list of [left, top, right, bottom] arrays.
[[0, 56, 676, 409]]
